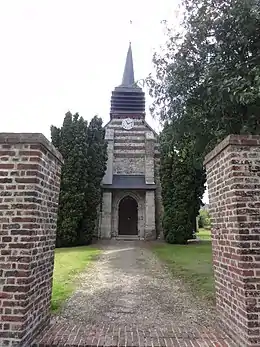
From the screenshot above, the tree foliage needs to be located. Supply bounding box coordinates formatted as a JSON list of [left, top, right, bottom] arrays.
[[160, 122, 205, 244], [51, 112, 107, 247], [148, 0, 260, 153], [82, 116, 107, 244], [148, 0, 260, 243], [198, 209, 211, 229]]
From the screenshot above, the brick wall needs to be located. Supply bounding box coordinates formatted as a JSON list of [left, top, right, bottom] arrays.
[[0, 133, 63, 347], [204, 134, 260, 347]]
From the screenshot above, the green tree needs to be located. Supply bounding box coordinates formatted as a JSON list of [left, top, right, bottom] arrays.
[[160, 123, 205, 244], [159, 123, 176, 242], [147, 0, 260, 243], [80, 116, 108, 244], [51, 112, 107, 247], [198, 209, 211, 229], [148, 0, 260, 155], [51, 112, 88, 247]]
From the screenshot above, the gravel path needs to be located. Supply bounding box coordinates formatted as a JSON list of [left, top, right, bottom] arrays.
[[57, 241, 216, 331]]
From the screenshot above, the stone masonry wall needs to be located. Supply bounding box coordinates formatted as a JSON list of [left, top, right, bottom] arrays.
[[145, 132, 155, 184], [113, 157, 145, 175], [144, 190, 155, 240], [111, 118, 146, 176], [107, 118, 159, 176], [102, 129, 114, 184], [100, 191, 112, 239], [204, 135, 260, 347], [100, 118, 160, 239], [0, 133, 62, 347]]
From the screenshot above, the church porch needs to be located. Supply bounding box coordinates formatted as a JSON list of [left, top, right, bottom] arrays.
[[99, 188, 156, 241]]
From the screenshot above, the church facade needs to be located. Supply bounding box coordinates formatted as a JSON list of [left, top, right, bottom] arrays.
[[99, 44, 162, 240]]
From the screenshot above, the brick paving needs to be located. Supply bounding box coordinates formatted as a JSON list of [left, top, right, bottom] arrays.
[[33, 322, 234, 347], [33, 242, 236, 346]]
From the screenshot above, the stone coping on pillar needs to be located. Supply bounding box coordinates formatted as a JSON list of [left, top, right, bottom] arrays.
[[204, 134, 260, 166], [0, 132, 63, 163]]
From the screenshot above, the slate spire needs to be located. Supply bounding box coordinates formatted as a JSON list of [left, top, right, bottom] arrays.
[[121, 42, 135, 87], [110, 42, 145, 118]]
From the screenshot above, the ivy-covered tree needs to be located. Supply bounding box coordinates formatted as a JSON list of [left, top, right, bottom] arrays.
[[51, 112, 107, 247]]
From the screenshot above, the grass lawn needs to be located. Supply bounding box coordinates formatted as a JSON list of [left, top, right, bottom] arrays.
[[196, 228, 211, 240], [51, 245, 101, 312], [151, 237, 215, 303]]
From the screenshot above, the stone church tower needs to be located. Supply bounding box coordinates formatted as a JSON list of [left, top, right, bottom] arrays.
[[99, 43, 162, 240]]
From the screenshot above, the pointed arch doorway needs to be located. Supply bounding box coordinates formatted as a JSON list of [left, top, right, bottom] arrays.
[[118, 195, 138, 236]]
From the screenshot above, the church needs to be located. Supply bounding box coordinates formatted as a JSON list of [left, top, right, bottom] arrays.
[[99, 43, 162, 240]]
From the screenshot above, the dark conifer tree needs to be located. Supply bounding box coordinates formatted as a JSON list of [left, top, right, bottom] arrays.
[[81, 116, 107, 244], [51, 113, 107, 247], [160, 123, 205, 244]]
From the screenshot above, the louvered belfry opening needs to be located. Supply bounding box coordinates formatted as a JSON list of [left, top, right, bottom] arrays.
[[110, 42, 145, 118], [110, 87, 145, 116]]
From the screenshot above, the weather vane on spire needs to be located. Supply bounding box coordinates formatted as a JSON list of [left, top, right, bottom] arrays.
[[129, 20, 132, 44]]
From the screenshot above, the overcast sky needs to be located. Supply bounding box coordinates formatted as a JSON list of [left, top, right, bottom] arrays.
[[0, 0, 182, 136], [0, 0, 208, 203]]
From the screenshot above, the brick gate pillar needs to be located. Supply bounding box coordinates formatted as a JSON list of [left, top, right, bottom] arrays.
[[204, 135, 260, 347], [0, 133, 63, 347]]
